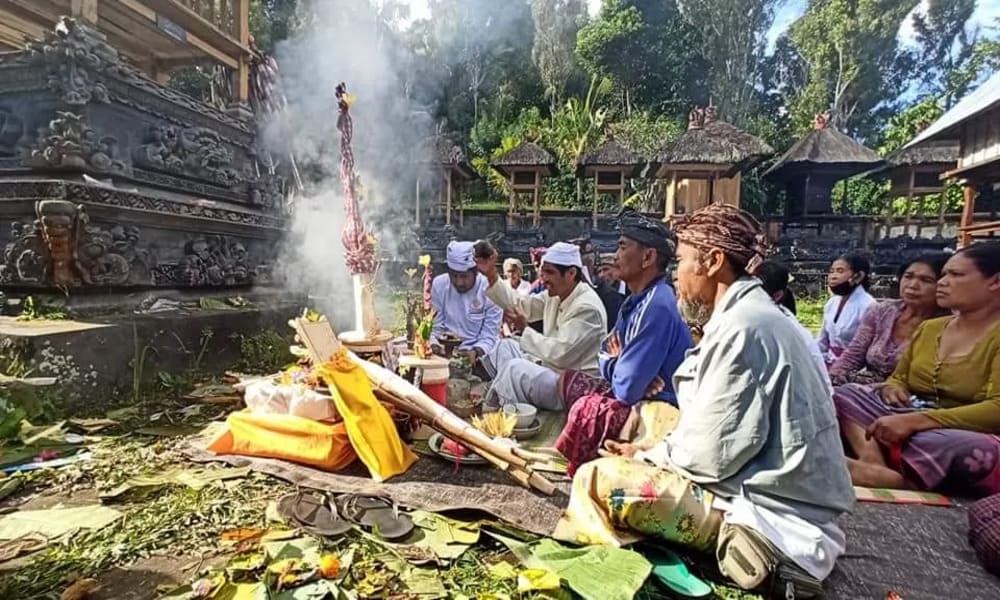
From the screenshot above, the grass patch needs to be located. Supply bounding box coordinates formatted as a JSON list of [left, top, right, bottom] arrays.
[[796, 296, 826, 335]]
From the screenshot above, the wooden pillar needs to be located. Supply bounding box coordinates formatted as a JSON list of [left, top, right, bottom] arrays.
[[576, 177, 582, 207], [445, 169, 453, 226], [665, 171, 677, 218], [71, 0, 99, 23], [708, 174, 716, 205], [936, 189, 947, 238], [960, 183, 976, 247], [415, 177, 421, 228], [903, 194, 913, 237], [458, 179, 464, 227], [592, 172, 599, 229], [237, 0, 250, 102], [508, 173, 516, 227], [533, 170, 541, 228]]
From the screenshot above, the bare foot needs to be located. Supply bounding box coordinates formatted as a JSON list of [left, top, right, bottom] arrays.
[[846, 457, 907, 489]]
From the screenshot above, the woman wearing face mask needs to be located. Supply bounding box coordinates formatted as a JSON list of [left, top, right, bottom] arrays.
[[818, 252, 876, 365], [829, 254, 949, 385], [834, 242, 1000, 497]]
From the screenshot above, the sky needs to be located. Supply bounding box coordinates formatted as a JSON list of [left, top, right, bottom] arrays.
[[395, 0, 1000, 52]]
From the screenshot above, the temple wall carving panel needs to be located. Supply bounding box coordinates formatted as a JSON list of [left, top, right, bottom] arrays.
[[0, 18, 286, 291]]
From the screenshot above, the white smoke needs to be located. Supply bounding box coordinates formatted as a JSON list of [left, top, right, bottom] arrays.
[[263, 0, 436, 331]]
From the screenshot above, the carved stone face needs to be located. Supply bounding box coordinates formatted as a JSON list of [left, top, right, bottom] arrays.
[[191, 240, 210, 260]]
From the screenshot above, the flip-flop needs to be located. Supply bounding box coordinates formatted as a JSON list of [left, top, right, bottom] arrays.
[[648, 548, 713, 598], [338, 494, 414, 541], [277, 491, 353, 537]]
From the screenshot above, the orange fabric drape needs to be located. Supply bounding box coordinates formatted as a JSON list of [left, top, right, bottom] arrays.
[[208, 411, 356, 472]]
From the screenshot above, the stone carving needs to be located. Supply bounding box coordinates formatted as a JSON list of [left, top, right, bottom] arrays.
[[177, 236, 253, 287], [0, 201, 154, 287], [0, 220, 45, 284], [36, 200, 82, 288], [134, 124, 243, 187], [27, 112, 127, 174], [77, 223, 155, 286], [21, 18, 124, 106], [0, 106, 24, 152]]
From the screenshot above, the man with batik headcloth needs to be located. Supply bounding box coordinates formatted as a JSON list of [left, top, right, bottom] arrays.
[[476, 241, 607, 411], [429, 241, 503, 361], [554, 204, 854, 599], [555, 210, 693, 475]]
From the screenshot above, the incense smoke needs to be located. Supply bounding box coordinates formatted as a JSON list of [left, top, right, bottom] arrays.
[[264, 0, 436, 331]]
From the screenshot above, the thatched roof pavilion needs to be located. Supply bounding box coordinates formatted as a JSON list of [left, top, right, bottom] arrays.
[[652, 106, 773, 217], [491, 142, 557, 227], [576, 139, 644, 227], [764, 113, 884, 216], [415, 136, 477, 227], [902, 70, 1000, 244]]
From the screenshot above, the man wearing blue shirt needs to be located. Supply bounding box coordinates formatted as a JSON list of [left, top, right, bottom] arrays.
[[555, 209, 693, 473]]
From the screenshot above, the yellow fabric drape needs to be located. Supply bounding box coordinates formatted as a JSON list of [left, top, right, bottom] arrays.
[[208, 411, 356, 472], [317, 350, 417, 481]]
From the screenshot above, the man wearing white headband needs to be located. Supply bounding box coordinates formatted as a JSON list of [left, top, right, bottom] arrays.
[[429, 241, 502, 359], [476, 241, 607, 412]]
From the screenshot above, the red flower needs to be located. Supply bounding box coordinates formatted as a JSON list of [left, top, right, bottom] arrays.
[[639, 481, 658, 502]]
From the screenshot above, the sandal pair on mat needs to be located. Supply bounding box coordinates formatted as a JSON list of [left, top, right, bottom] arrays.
[[277, 491, 414, 540]]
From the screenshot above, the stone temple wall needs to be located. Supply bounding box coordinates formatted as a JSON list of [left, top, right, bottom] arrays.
[[0, 19, 286, 297]]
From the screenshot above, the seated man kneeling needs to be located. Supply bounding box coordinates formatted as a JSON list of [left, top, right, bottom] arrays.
[[478, 242, 607, 412], [556, 210, 692, 475], [429, 241, 503, 362], [555, 205, 854, 598]]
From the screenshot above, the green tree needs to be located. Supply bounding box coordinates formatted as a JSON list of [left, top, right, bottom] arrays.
[[942, 34, 1000, 106], [787, 0, 918, 139], [576, 0, 709, 115], [531, 0, 588, 113], [250, 0, 302, 53], [911, 0, 978, 107], [419, 0, 545, 135], [679, 0, 781, 127]]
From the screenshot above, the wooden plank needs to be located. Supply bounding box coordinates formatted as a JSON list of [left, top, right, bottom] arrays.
[[71, 0, 99, 23], [141, 0, 247, 54], [959, 184, 977, 247], [114, 0, 238, 67]]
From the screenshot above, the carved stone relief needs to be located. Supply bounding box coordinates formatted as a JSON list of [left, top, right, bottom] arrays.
[[152, 236, 252, 287], [26, 112, 127, 175], [20, 18, 125, 106], [0, 106, 24, 153], [0, 201, 154, 287], [133, 124, 243, 187]]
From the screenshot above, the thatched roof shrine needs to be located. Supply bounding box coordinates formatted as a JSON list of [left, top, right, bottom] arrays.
[[576, 139, 644, 178], [764, 114, 883, 181], [652, 107, 773, 178], [491, 142, 558, 178]]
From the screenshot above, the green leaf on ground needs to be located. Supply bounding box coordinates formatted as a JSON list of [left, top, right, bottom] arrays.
[[100, 467, 250, 500], [263, 536, 321, 565], [0, 505, 122, 540]]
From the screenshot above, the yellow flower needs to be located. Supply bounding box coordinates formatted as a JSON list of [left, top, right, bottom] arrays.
[[418, 255, 431, 267], [319, 554, 341, 579], [366, 233, 377, 245]]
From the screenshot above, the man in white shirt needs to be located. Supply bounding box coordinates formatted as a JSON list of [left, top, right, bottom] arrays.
[[429, 241, 503, 360], [477, 241, 607, 411]]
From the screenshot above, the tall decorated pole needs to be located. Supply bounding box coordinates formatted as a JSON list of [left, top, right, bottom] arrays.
[[336, 82, 381, 340]]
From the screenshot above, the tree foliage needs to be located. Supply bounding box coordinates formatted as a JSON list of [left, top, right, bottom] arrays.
[[679, 0, 781, 127], [787, 0, 918, 139], [576, 0, 709, 115], [530, 0, 588, 112]]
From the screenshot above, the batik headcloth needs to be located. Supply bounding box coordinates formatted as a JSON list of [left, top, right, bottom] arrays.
[[672, 204, 773, 274], [616, 208, 677, 256]]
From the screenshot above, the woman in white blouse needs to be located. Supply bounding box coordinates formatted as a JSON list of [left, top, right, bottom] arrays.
[[503, 258, 532, 295], [818, 252, 876, 365]]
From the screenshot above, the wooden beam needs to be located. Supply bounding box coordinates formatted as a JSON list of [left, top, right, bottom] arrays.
[[445, 169, 452, 226], [71, 0, 99, 23], [236, 0, 248, 101], [592, 172, 598, 229], [533, 170, 540, 228], [959, 184, 977, 247], [116, 0, 239, 68]]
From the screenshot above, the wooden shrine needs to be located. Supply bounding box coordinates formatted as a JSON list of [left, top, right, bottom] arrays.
[[576, 139, 643, 228], [490, 141, 557, 228]]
